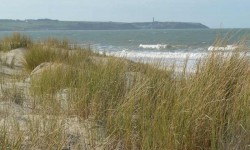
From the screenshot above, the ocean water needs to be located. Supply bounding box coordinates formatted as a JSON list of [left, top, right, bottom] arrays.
[[0, 29, 249, 70]]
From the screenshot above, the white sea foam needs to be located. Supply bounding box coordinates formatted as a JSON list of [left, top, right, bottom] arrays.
[[105, 50, 207, 60], [97, 47, 250, 75], [104, 50, 206, 74], [208, 45, 238, 51], [139, 44, 168, 49]]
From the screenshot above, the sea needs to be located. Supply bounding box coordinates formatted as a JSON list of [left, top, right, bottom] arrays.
[[0, 29, 250, 71]]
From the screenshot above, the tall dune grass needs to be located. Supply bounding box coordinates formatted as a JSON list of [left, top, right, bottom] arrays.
[[24, 38, 95, 71], [0, 32, 32, 51], [29, 49, 250, 149], [1, 33, 250, 149]]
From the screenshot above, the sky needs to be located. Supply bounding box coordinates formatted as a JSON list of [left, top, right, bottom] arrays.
[[0, 0, 249, 28]]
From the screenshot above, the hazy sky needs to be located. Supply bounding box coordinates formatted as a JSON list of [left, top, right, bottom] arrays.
[[0, 0, 249, 28]]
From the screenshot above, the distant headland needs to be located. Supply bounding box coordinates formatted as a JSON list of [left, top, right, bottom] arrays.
[[0, 19, 209, 31]]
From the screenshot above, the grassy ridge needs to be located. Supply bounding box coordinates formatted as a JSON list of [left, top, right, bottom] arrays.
[[0, 33, 250, 149]]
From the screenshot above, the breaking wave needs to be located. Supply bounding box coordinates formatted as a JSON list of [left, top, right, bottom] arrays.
[[104, 50, 207, 60]]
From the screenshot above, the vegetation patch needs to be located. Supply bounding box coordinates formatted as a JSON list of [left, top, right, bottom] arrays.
[[0, 33, 250, 149], [0, 32, 32, 51]]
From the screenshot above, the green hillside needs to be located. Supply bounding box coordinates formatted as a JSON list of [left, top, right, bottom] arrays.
[[0, 19, 209, 31]]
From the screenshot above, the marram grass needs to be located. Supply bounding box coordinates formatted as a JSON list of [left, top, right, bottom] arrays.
[[1, 33, 250, 149], [0, 32, 32, 51]]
